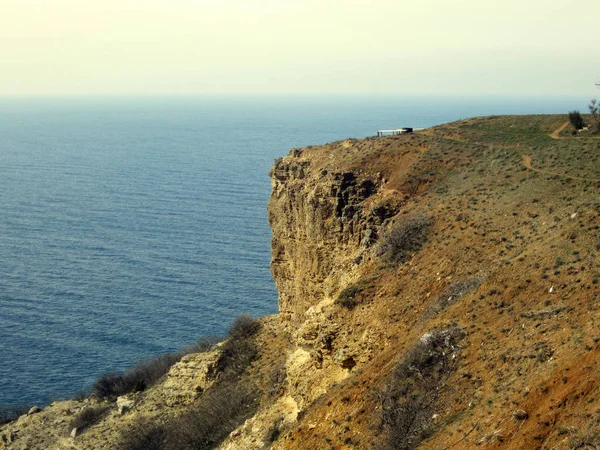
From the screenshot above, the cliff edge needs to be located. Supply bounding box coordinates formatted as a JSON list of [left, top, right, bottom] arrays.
[[2, 115, 600, 450]]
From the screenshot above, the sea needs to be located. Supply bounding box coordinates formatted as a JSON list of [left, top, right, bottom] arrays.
[[0, 94, 592, 408]]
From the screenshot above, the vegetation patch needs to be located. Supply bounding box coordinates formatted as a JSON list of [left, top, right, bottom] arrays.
[[92, 353, 183, 399], [117, 418, 168, 450], [172, 381, 259, 450], [335, 284, 363, 309], [589, 99, 600, 134], [377, 216, 432, 265], [427, 276, 484, 316], [117, 314, 263, 450], [118, 380, 258, 450], [0, 405, 28, 425], [569, 110, 585, 130], [70, 405, 111, 433], [374, 325, 465, 450], [216, 314, 262, 378], [92, 337, 219, 399], [568, 415, 600, 449]]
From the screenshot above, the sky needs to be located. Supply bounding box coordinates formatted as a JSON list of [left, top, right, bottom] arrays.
[[1, 0, 599, 96]]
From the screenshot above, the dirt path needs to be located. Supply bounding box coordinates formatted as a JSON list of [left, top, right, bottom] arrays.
[[521, 154, 600, 182], [549, 120, 570, 139]]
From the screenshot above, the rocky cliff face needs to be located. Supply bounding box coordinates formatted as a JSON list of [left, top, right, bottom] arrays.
[[268, 146, 390, 319], [266, 142, 404, 419]]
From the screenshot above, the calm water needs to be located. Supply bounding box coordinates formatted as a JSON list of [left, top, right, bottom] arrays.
[[0, 95, 590, 407]]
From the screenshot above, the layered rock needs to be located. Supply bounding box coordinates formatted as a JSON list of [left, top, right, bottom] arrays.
[[268, 145, 401, 320]]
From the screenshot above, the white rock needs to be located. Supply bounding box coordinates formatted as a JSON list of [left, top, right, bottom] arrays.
[[27, 406, 41, 415], [116, 396, 135, 415]]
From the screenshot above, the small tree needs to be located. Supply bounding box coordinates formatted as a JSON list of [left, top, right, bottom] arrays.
[[568, 110, 585, 130], [589, 99, 600, 134]]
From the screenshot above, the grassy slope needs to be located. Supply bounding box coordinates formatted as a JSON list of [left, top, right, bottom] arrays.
[[273, 115, 600, 450]]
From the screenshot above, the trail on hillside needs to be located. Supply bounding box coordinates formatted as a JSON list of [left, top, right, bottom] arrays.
[[549, 120, 570, 139], [522, 154, 600, 182]]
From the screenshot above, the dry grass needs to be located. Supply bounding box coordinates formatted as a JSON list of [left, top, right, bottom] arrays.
[[375, 326, 466, 450], [377, 216, 432, 265]]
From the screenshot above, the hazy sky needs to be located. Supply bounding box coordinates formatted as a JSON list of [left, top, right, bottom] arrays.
[[1, 0, 599, 96]]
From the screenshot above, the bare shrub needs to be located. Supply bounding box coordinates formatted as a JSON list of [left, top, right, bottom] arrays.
[[589, 99, 600, 134], [566, 414, 600, 449], [0, 405, 28, 425], [335, 284, 363, 309], [181, 336, 220, 354], [427, 276, 484, 316], [216, 315, 262, 378], [117, 418, 168, 450], [377, 216, 432, 265], [266, 417, 285, 444], [92, 353, 181, 399], [93, 335, 222, 399], [568, 111, 586, 130], [168, 381, 259, 450], [268, 359, 287, 398], [375, 326, 465, 450], [227, 314, 262, 340], [70, 405, 110, 433], [117, 381, 259, 450]]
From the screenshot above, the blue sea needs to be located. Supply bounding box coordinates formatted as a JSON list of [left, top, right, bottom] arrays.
[[0, 94, 591, 408]]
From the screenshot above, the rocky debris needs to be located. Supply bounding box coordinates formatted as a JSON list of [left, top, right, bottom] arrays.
[[218, 396, 299, 450], [116, 396, 135, 415], [160, 350, 220, 406], [0, 399, 83, 450]]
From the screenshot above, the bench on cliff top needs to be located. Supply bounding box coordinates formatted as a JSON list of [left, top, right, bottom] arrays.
[[376, 127, 424, 137]]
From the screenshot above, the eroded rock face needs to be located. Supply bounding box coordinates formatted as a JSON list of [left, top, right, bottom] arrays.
[[268, 149, 397, 320], [161, 350, 220, 406], [218, 396, 299, 450], [260, 145, 405, 441]]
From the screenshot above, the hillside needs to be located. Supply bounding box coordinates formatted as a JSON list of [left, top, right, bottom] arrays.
[[2, 114, 600, 450]]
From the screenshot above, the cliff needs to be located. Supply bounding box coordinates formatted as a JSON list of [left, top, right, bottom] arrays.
[[2, 115, 600, 449]]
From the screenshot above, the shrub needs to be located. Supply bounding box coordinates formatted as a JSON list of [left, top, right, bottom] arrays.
[[0, 405, 28, 425], [268, 358, 287, 398], [377, 216, 432, 265], [568, 110, 585, 130], [92, 352, 182, 399], [182, 336, 220, 354], [117, 381, 259, 450], [335, 284, 363, 309], [266, 417, 284, 443], [117, 418, 168, 450], [567, 414, 600, 449], [70, 405, 110, 433], [92, 316, 260, 399], [216, 315, 262, 378], [168, 381, 259, 450], [426, 276, 484, 316], [375, 326, 465, 450], [227, 314, 262, 340], [589, 99, 600, 134]]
